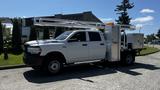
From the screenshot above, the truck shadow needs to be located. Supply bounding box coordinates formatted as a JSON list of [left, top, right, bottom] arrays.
[[23, 62, 160, 84]]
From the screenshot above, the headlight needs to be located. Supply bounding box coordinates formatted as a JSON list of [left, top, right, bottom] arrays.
[[27, 46, 41, 54]]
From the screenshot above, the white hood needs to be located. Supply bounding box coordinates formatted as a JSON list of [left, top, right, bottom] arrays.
[[25, 39, 63, 46]]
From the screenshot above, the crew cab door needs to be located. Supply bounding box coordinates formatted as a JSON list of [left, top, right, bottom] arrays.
[[66, 31, 89, 63], [88, 32, 106, 60]]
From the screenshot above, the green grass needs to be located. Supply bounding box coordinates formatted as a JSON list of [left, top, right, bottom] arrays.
[[0, 54, 24, 67], [138, 46, 160, 56]]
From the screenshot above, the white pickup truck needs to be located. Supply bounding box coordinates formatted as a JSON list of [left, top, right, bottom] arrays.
[[23, 26, 139, 74]]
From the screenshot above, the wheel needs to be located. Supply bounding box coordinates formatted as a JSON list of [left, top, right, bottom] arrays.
[[121, 53, 135, 65], [125, 54, 135, 65], [45, 59, 63, 74]]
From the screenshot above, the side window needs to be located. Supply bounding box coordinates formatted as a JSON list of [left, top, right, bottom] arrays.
[[89, 32, 101, 41], [70, 32, 86, 42]]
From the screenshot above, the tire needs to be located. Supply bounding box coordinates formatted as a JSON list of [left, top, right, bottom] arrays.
[[121, 52, 135, 65], [45, 59, 63, 75]]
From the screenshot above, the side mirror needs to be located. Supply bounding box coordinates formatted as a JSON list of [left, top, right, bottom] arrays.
[[68, 39, 78, 42]]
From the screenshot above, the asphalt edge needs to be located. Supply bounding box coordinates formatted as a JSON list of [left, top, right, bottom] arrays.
[[0, 64, 28, 70]]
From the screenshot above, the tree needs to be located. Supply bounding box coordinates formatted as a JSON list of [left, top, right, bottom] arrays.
[[29, 26, 37, 41], [11, 18, 22, 54], [115, 0, 134, 25], [0, 21, 3, 54], [146, 34, 156, 42], [156, 29, 160, 39]]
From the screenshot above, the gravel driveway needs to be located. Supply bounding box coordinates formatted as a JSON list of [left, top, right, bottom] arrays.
[[0, 50, 160, 90]]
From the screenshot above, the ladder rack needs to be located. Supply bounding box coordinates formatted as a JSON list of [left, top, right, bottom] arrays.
[[33, 17, 105, 29]]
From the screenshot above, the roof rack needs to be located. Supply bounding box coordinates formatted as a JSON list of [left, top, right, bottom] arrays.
[[33, 17, 104, 29]]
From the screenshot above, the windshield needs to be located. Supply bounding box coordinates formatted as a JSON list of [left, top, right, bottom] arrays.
[[55, 31, 73, 40]]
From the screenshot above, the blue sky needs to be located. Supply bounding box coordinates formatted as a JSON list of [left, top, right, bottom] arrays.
[[0, 0, 159, 35]]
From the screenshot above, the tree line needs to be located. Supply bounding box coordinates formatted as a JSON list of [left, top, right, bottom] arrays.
[[145, 30, 160, 43], [0, 18, 22, 55]]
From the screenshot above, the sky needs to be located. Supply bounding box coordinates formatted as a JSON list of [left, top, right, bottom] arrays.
[[0, 0, 159, 35]]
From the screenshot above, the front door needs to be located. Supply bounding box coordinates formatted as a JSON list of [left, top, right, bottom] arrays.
[[66, 32, 89, 63]]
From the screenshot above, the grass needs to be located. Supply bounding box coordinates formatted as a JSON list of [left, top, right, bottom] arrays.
[[137, 46, 160, 56], [0, 54, 24, 67]]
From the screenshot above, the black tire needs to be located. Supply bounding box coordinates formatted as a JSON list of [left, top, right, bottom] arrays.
[[44, 59, 63, 75], [121, 52, 135, 65]]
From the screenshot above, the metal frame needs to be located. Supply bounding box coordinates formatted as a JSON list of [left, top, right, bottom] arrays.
[[33, 17, 104, 29]]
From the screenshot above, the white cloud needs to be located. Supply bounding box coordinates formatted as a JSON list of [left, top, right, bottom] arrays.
[[135, 22, 153, 30], [131, 16, 154, 23], [100, 18, 113, 22], [140, 9, 155, 13], [136, 24, 143, 29], [136, 24, 143, 27]]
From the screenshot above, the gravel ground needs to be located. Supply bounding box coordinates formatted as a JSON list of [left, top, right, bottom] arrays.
[[0, 49, 160, 90]]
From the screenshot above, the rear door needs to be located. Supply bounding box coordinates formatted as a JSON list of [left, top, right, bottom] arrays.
[[88, 31, 106, 60]]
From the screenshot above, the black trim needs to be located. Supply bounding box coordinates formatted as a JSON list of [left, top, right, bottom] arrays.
[[23, 53, 44, 66]]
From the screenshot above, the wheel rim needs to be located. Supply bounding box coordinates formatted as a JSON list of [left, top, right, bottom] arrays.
[[126, 55, 133, 64], [48, 60, 61, 74]]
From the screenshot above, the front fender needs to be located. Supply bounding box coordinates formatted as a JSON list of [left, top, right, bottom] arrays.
[[39, 43, 67, 56]]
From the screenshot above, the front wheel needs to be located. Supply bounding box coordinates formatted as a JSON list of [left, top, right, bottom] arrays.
[[45, 60, 63, 74]]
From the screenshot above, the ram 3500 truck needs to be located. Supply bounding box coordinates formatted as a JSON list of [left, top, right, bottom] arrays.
[[23, 24, 141, 74]]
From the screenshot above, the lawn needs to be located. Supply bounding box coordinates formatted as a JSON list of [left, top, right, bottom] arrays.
[[138, 46, 160, 56], [0, 54, 24, 67]]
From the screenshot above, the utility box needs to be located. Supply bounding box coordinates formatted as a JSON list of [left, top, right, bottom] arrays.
[[127, 33, 144, 49], [105, 25, 121, 62]]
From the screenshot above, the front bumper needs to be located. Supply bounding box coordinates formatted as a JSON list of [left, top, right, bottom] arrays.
[[23, 53, 44, 66]]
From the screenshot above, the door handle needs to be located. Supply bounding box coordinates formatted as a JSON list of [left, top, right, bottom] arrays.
[[100, 43, 104, 45], [82, 44, 87, 46]]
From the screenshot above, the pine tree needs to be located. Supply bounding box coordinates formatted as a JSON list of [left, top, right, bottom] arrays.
[[0, 21, 3, 54], [11, 18, 22, 54], [115, 0, 134, 25]]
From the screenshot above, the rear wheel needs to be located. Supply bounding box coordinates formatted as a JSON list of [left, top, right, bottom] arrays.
[[121, 52, 135, 65]]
